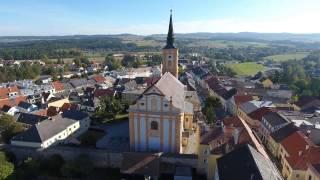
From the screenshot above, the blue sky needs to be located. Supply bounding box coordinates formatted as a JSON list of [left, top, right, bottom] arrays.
[[1, 0, 320, 35]]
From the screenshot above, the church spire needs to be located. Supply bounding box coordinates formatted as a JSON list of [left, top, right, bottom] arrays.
[[164, 10, 175, 49]]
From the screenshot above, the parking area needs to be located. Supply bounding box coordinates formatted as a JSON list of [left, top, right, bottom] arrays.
[[95, 120, 130, 152]]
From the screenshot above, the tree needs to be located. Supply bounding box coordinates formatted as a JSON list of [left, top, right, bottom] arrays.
[[204, 96, 221, 109], [105, 56, 121, 70], [95, 97, 125, 121], [204, 105, 216, 125], [0, 151, 14, 180], [202, 96, 221, 125], [122, 55, 135, 67]]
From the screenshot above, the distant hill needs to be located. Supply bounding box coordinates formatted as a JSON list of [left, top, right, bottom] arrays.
[[149, 32, 320, 42], [2, 32, 320, 43]]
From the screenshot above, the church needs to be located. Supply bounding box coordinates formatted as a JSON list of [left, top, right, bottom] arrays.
[[129, 12, 198, 154]]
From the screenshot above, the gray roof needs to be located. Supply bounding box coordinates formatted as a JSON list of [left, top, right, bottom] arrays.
[[263, 112, 288, 127], [217, 144, 283, 180], [70, 78, 95, 88], [12, 115, 77, 143], [153, 72, 187, 112], [239, 101, 259, 114]]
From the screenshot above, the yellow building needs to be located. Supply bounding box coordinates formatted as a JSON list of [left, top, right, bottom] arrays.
[[128, 13, 198, 154], [305, 164, 320, 180], [261, 78, 273, 89]]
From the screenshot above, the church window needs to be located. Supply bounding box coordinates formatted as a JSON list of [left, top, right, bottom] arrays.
[[164, 103, 168, 107], [186, 118, 188, 122], [151, 121, 158, 130], [140, 102, 144, 106], [168, 60, 172, 67]]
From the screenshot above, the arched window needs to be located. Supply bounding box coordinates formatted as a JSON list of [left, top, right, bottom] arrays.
[[151, 121, 158, 130]]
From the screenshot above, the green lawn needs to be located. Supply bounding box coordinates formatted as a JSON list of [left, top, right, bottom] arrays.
[[263, 52, 309, 62], [226, 62, 265, 76]]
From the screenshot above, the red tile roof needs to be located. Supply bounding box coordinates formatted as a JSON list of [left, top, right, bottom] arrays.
[[47, 106, 59, 117], [200, 127, 223, 145], [52, 81, 64, 92], [281, 131, 320, 170], [93, 75, 106, 83], [59, 103, 79, 112], [223, 116, 243, 128], [33, 109, 48, 116], [94, 88, 115, 98], [0, 86, 20, 99], [234, 95, 253, 106], [0, 96, 26, 109]]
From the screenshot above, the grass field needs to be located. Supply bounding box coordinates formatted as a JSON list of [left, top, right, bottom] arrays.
[[263, 52, 309, 62], [226, 62, 265, 76], [187, 40, 269, 49]]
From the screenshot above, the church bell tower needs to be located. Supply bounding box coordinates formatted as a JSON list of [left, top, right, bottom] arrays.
[[162, 10, 179, 78]]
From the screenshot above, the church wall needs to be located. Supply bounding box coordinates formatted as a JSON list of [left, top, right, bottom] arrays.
[[163, 119, 170, 152], [148, 136, 160, 151], [134, 114, 139, 151], [171, 119, 176, 152], [140, 115, 147, 151]]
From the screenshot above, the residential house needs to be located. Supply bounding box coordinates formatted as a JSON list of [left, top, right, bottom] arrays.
[[197, 127, 224, 180], [15, 112, 48, 126], [93, 88, 116, 99], [261, 78, 273, 89], [52, 81, 65, 94], [61, 110, 90, 135], [215, 144, 283, 180], [279, 131, 320, 180], [91, 75, 106, 85], [205, 76, 237, 112], [80, 97, 100, 112], [2, 105, 19, 116], [11, 115, 80, 149], [70, 78, 95, 90], [0, 86, 26, 109], [38, 75, 52, 84], [268, 123, 298, 158], [248, 107, 275, 129], [47, 97, 70, 108], [230, 94, 254, 115], [237, 100, 273, 127], [259, 112, 290, 144], [190, 66, 209, 85], [305, 163, 320, 180], [17, 101, 38, 113]]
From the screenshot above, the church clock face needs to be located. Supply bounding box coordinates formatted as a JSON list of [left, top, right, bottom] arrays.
[[167, 54, 173, 61]]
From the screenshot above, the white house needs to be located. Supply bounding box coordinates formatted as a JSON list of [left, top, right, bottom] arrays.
[[11, 116, 80, 149]]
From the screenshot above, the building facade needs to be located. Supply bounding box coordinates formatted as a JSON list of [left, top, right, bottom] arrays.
[[128, 13, 197, 154]]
